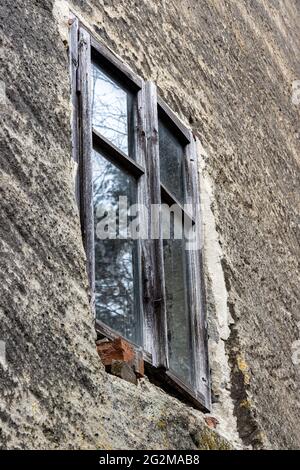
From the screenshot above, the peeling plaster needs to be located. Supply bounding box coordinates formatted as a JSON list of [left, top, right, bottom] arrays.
[[197, 140, 242, 448]]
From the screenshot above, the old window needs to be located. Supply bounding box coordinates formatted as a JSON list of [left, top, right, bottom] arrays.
[[159, 113, 193, 386], [91, 60, 143, 346], [70, 17, 210, 411]]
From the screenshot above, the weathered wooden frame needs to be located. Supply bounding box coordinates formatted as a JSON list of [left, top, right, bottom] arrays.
[[70, 17, 211, 411], [156, 100, 211, 408]]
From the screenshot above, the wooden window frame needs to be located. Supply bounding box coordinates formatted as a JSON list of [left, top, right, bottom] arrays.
[[70, 15, 211, 412]]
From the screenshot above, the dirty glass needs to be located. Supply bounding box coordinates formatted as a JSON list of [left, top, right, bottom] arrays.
[[158, 118, 185, 204], [92, 148, 141, 345], [162, 205, 193, 384]]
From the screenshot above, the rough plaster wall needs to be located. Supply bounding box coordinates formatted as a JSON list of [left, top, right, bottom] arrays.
[[0, 0, 232, 450], [0, 0, 299, 450], [197, 140, 239, 445]]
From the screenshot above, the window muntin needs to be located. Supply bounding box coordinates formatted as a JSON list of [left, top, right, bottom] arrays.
[[92, 148, 142, 345]]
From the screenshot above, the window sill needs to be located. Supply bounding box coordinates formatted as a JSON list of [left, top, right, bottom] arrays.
[[95, 319, 209, 413]]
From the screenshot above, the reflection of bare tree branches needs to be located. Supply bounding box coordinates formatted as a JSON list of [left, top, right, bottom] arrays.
[[92, 148, 138, 343], [159, 120, 185, 204], [91, 63, 138, 342], [93, 165, 109, 200], [92, 64, 129, 154]]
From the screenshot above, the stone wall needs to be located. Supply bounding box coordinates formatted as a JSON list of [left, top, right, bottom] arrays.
[[0, 0, 299, 449]]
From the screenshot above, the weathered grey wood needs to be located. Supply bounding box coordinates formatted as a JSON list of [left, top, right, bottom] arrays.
[[78, 27, 95, 315], [91, 41, 146, 352], [69, 15, 80, 208], [134, 81, 153, 356], [157, 95, 191, 144], [145, 81, 169, 370], [165, 370, 209, 412], [91, 36, 143, 90], [160, 182, 194, 225], [92, 127, 145, 178], [144, 364, 209, 412], [185, 131, 211, 411]]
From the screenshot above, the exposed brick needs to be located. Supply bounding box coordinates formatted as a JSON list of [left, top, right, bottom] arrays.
[[96, 337, 135, 366], [204, 416, 219, 429]]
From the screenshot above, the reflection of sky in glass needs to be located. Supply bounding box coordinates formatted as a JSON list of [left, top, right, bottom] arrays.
[[92, 148, 140, 344], [92, 63, 129, 155]]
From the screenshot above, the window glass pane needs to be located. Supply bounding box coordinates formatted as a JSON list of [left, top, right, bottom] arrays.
[[92, 148, 141, 345], [92, 62, 135, 157], [162, 205, 193, 384], [158, 119, 185, 204]]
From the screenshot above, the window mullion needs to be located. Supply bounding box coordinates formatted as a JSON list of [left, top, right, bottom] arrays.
[[135, 81, 153, 355], [138, 80, 157, 357], [185, 132, 211, 410], [144, 81, 169, 370]]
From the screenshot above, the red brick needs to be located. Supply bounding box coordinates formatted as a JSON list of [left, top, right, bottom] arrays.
[[96, 337, 135, 366], [204, 416, 219, 429]]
